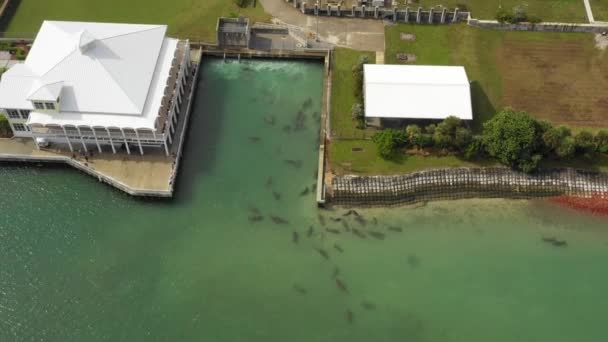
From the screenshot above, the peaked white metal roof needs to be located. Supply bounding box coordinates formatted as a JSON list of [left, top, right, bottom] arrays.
[[364, 64, 473, 120], [27, 81, 63, 101], [0, 20, 168, 116]]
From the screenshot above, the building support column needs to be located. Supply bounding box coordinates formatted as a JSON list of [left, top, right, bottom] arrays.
[[120, 128, 131, 155], [105, 128, 116, 154], [163, 138, 169, 156], [167, 122, 173, 144], [61, 126, 74, 152], [91, 127, 102, 153], [134, 129, 144, 155], [76, 126, 87, 153]]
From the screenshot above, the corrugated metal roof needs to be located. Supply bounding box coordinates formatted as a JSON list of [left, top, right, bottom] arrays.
[[0, 20, 168, 116], [364, 64, 473, 120]]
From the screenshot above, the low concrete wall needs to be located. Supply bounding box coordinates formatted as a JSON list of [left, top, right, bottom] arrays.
[[285, 0, 468, 24], [468, 19, 608, 33], [328, 167, 608, 206], [0, 153, 172, 197]]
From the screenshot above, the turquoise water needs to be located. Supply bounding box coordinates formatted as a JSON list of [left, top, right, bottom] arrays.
[[1, 59, 608, 341]]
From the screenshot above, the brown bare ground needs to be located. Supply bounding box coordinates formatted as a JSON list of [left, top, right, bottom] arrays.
[[497, 38, 608, 127]]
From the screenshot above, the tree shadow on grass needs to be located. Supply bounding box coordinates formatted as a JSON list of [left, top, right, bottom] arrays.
[[0, 0, 21, 33]]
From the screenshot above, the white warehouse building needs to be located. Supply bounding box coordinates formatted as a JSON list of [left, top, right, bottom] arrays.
[[0, 20, 192, 155], [363, 64, 473, 126]]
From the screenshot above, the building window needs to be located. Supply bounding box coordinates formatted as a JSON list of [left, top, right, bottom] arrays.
[[19, 110, 30, 119], [45, 102, 55, 110], [12, 123, 26, 131], [34, 102, 45, 110], [7, 109, 20, 119]]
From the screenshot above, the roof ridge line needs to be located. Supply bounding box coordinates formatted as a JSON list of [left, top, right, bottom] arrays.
[[40, 48, 78, 77], [93, 58, 141, 113], [98, 25, 164, 42]]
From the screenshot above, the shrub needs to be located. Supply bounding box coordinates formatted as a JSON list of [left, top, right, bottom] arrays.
[[233, 0, 251, 8], [594, 130, 608, 154], [554, 136, 576, 159], [542, 125, 571, 156], [454, 127, 473, 151], [419, 133, 434, 148], [482, 108, 544, 172], [352, 55, 369, 103], [351, 103, 364, 128], [425, 123, 437, 135], [432, 116, 470, 150], [405, 124, 422, 148], [372, 129, 407, 160], [464, 136, 485, 160], [495, 9, 514, 23], [574, 130, 595, 157]]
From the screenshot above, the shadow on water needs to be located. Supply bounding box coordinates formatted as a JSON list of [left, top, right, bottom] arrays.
[[173, 63, 227, 203]]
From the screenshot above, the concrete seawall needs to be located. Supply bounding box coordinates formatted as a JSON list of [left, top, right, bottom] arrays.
[[328, 168, 608, 206]]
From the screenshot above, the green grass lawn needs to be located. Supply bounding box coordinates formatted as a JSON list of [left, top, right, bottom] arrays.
[[590, 0, 608, 21], [398, 0, 588, 22], [2, 0, 271, 42], [328, 140, 492, 174], [328, 24, 608, 175], [330, 48, 376, 140]]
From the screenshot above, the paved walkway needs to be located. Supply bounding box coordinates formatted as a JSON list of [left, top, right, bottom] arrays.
[[584, 0, 595, 23], [0, 138, 174, 191], [258, 0, 385, 51]]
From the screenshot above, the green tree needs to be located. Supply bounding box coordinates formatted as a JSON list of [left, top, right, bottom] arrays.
[[0, 115, 12, 137], [464, 135, 485, 160], [351, 103, 364, 128], [454, 127, 473, 151], [482, 108, 544, 172], [542, 125, 572, 157], [554, 136, 575, 159], [574, 130, 595, 157], [594, 130, 608, 154], [372, 129, 407, 160], [405, 124, 422, 148]]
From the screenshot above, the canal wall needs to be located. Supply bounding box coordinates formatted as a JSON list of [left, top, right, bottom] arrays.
[[468, 19, 608, 33], [328, 168, 608, 206]]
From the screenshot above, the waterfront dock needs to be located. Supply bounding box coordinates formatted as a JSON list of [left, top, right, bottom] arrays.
[[0, 49, 203, 197]]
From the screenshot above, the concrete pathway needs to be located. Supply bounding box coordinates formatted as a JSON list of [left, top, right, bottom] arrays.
[[584, 0, 595, 23], [258, 0, 385, 51]]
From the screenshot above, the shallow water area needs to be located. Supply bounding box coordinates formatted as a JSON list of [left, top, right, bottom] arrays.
[[1, 59, 608, 341]]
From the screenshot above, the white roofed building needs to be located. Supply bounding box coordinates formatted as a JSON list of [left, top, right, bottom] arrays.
[[363, 64, 473, 126], [0, 21, 192, 155]]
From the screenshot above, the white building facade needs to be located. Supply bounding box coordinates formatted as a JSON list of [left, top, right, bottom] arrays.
[[0, 21, 192, 155]]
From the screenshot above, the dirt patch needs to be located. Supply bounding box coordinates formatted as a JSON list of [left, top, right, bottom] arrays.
[[400, 33, 416, 41], [496, 37, 608, 127], [396, 53, 416, 62], [595, 33, 608, 50]]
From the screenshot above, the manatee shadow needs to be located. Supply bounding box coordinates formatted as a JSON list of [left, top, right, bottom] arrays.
[[172, 62, 227, 203], [470, 81, 496, 131]]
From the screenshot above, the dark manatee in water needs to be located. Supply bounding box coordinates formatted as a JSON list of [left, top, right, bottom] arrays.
[[301, 97, 313, 109], [248, 215, 264, 223], [332, 266, 340, 278], [293, 284, 307, 295], [299, 187, 310, 196], [335, 278, 348, 293], [361, 301, 376, 310], [368, 231, 385, 240], [343, 210, 360, 217], [248, 205, 261, 215], [272, 191, 282, 201], [307, 225, 314, 237], [333, 243, 344, 253], [407, 254, 421, 268], [542, 237, 568, 247], [292, 231, 299, 244], [388, 226, 403, 232], [345, 310, 354, 324], [315, 248, 330, 260], [284, 159, 303, 168], [326, 228, 341, 234], [270, 216, 289, 225], [352, 228, 366, 239]]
